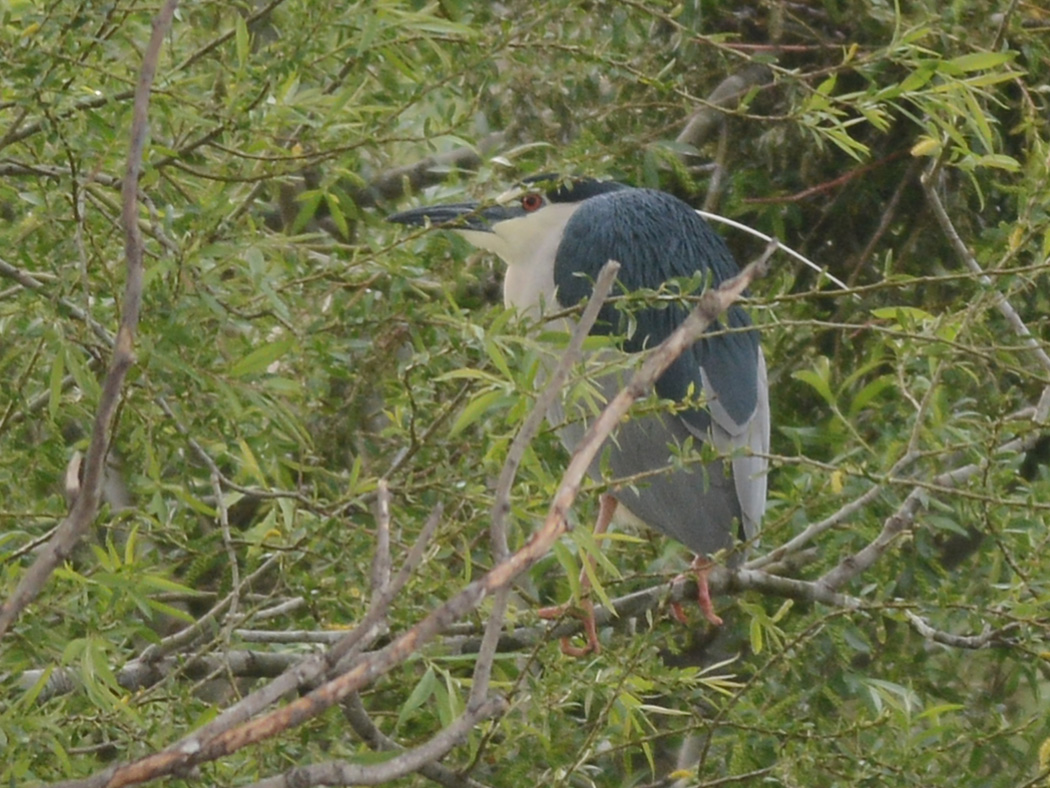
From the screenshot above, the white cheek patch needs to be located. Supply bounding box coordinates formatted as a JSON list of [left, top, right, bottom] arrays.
[[456, 228, 510, 260]]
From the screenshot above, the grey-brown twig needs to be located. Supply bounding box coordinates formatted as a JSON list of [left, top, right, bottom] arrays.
[[922, 168, 1050, 379]]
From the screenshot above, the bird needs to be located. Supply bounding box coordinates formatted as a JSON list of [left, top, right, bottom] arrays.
[[388, 174, 769, 655]]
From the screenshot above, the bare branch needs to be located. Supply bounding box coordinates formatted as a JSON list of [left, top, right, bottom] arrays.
[[902, 609, 1018, 650], [371, 481, 393, 597], [0, 0, 180, 641], [328, 503, 443, 671], [749, 450, 921, 569], [676, 64, 772, 151], [212, 469, 242, 630], [0, 255, 115, 347], [21, 560, 1006, 710], [21, 649, 301, 706], [341, 694, 495, 788], [246, 697, 506, 788], [817, 433, 1043, 593]]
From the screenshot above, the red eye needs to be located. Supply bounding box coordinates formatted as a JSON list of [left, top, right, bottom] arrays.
[[521, 192, 544, 212]]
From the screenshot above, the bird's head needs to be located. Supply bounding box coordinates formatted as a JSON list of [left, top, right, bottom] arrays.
[[388, 175, 627, 313], [387, 175, 626, 269]]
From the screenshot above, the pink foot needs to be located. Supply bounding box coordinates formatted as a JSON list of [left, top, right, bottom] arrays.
[[671, 557, 723, 627], [538, 599, 601, 656]]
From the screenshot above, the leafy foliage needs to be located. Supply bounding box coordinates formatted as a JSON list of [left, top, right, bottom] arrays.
[[1, 0, 1049, 786]]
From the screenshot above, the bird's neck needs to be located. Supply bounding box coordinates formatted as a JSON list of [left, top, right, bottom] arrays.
[[503, 259, 559, 318]]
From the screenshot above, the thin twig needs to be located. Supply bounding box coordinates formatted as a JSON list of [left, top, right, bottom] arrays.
[[212, 469, 241, 633], [903, 610, 1016, 650], [328, 503, 443, 672], [0, 256, 114, 347]]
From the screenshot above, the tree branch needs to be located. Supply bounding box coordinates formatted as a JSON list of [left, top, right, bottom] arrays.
[[246, 697, 506, 788], [340, 694, 495, 788], [676, 64, 773, 152], [0, 0, 180, 641]]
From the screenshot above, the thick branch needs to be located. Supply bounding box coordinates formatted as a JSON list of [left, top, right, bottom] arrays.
[[676, 64, 772, 151], [246, 698, 506, 788], [0, 0, 179, 641]]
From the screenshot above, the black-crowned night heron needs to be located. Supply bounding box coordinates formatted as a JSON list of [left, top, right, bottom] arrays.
[[389, 175, 769, 655]]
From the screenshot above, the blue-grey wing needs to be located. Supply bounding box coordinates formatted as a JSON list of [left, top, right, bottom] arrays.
[[553, 187, 769, 549], [554, 187, 762, 433]]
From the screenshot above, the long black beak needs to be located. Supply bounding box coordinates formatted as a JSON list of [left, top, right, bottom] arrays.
[[387, 201, 519, 232]]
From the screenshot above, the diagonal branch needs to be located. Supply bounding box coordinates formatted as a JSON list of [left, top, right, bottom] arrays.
[[246, 697, 506, 788], [921, 168, 1050, 380], [469, 260, 620, 714], [0, 0, 180, 641]]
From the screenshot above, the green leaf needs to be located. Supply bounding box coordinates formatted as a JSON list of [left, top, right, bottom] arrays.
[[229, 337, 296, 378], [870, 306, 935, 325], [551, 541, 581, 600], [749, 614, 764, 655], [324, 192, 350, 238], [945, 51, 1016, 73], [237, 437, 267, 484], [396, 666, 437, 731], [792, 357, 835, 408], [449, 387, 506, 436]]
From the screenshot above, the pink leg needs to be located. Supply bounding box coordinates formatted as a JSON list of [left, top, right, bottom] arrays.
[[670, 555, 723, 627], [538, 494, 618, 656], [692, 556, 723, 626]]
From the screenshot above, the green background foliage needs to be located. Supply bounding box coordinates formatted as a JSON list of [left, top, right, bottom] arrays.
[[1, 0, 1049, 785]]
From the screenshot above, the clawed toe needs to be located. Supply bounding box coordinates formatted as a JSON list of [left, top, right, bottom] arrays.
[[671, 558, 724, 627], [538, 598, 601, 656]]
